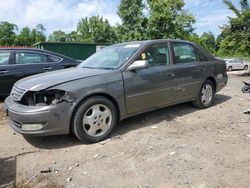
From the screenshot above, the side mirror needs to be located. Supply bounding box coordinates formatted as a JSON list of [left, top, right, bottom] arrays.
[[127, 60, 149, 71]]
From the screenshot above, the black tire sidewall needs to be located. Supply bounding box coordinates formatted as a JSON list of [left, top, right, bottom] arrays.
[[72, 96, 117, 143], [228, 66, 232, 71], [198, 80, 215, 108], [244, 65, 248, 70], [242, 86, 250, 93]]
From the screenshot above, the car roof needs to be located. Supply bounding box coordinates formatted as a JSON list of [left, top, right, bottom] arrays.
[[113, 39, 194, 46], [0, 48, 74, 60]]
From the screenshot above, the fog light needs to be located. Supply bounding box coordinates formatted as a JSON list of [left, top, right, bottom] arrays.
[[21, 123, 44, 131]]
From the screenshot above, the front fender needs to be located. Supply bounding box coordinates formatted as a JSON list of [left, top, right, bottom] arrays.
[[49, 71, 127, 122]]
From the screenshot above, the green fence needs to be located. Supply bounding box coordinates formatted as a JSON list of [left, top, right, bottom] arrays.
[[34, 42, 107, 60]]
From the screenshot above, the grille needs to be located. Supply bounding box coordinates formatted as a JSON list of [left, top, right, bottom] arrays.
[[10, 86, 27, 101]]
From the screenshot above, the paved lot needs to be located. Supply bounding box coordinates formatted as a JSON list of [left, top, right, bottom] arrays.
[[0, 73, 250, 188]]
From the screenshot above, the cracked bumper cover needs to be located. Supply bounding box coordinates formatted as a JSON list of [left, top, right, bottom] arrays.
[[4, 96, 73, 136]]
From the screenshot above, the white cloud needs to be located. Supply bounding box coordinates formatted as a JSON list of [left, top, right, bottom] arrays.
[[0, 0, 238, 37], [196, 9, 235, 27], [0, 0, 121, 35]]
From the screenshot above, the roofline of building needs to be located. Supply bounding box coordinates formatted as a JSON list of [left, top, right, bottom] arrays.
[[33, 42, 109, 46]]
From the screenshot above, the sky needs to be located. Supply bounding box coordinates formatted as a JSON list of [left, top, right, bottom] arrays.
[[0, 0, 240, 37]]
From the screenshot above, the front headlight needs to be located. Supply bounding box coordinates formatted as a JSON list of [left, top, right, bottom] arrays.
[[22, 89, 66, 106]]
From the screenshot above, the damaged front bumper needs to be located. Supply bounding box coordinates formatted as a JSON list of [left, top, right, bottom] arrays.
[[4, 96, 73, 136]]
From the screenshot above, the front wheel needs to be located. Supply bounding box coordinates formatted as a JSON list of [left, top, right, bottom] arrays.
[[244, 65, 248, 70], [228, 66, 232, 71], [71, 96, 118, 143], [192, 80, 215, 109]]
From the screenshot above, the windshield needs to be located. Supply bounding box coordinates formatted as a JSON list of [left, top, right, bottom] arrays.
[[79, 43, 141, 69]]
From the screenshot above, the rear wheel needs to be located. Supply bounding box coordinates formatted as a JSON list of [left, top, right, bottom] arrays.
[[228, 66, 232, 71], [244, 65, 248, 70], [192, 80, 215, 109], [72, 96, 118, 143]]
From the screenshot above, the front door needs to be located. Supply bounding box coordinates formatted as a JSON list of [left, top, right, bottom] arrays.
[[123, 43, 176, 114]]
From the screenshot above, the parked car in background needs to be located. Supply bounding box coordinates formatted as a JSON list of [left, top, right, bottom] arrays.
[[0, 48, 81, 96], [225, 58, 248, 71], [4, 39, 228, 143]]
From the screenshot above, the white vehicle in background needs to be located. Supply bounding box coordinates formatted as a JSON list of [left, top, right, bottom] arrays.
[[225, 58, 248, 71]]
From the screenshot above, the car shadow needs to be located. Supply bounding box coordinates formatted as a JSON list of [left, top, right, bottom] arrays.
[[0, 156, 16, 187], [0, 96, 7, 103], [116, 94, 231, 135], [23, 134, 82, 150], [21, 94, 231, 149]]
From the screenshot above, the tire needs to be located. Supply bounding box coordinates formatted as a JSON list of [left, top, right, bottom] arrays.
[[228, 66, 232, 71], [244, 65, 248, 70], [242, 85, 250, 93], [192, 79, 215, 109], [71, 96, 118, 143]]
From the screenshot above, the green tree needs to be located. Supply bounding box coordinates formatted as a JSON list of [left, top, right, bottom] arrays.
[[30, 29, 37, 44], [77, 16, 116, 43], [67, 31, 78, 42], [117, 0, 147, 41], [199, 32, 216, 54], [16, 26, 33, 46], [218, 0, 250, 57], [48, 30, 68, 42], [35, 24, 46, 42], [215, 34, 224, 53], [187, 34, 202, 45], [0, 21, 17, 46], [146, 0, 195, 39]]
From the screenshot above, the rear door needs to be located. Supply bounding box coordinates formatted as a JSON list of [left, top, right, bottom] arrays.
[[123, 42, 176, 114], [42, 53, 67, 70], [0, 50, 15, 95], [235, 59, 244, 69], [13, 50, 59, 81], [171, 42, 205, 102]]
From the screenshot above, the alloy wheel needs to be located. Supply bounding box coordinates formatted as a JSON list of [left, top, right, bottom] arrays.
[[82, 104, 112, 137], [201, 84, 213, 105]]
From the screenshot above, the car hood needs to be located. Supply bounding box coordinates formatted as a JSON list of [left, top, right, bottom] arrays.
[[15, 67, 112, 91]]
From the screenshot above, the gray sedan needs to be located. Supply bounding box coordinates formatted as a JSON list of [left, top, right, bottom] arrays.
[[225, 58, 248, 71], [4, 39, 228, 143]]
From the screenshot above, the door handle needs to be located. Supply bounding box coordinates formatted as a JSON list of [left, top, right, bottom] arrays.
[[0, 70, 9, 74], [43, 66, 52, 71], [194, 66, 205, 72], [167, 73, 175, 77]]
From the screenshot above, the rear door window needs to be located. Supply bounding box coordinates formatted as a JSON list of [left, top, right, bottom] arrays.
[[195, 49, 209, 61], [172, 42, 198, 64], [45, 54, 62, 62], [16, 52, 46, 64], [0, 52, 11, 65]]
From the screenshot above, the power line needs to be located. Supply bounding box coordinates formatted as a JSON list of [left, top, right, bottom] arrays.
[[185, 0, 215, 10]]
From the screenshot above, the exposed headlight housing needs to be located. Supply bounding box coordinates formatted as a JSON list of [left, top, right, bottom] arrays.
[[22, 89, 67, 106]]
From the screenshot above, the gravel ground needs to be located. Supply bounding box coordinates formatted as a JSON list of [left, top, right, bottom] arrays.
[[0, 73, 250, 188]]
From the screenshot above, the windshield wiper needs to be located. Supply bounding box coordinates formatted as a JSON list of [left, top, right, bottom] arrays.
[[82, 66, 114, 70], [98, 67, 115, 70], [81, 66, 98, 69]]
